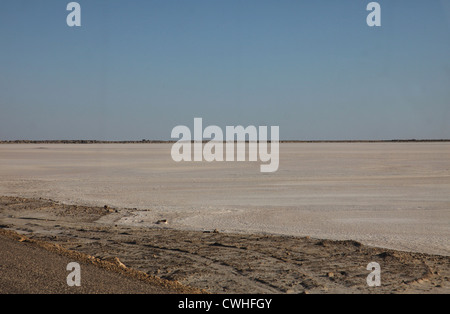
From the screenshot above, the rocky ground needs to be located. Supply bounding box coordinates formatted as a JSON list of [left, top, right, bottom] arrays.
[[1, 196, 449, 294]]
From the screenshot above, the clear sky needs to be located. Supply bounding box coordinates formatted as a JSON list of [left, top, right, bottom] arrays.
[[1, 0, 449, 140]]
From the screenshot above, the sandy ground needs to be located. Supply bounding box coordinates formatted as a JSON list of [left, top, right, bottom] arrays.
[[1, 196, 449, 294], [1, 143, 449, 293], [0, 229, 198, 294], [0, 143, 449, 256]]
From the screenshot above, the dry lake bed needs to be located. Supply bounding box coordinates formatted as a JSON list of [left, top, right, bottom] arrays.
[[1, 143, 449, 293]]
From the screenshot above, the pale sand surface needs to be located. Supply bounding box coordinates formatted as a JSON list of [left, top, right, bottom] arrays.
[[0, 143, 449, 256]]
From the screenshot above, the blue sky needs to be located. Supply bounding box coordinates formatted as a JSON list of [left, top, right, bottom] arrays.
[[1, 0, 449, 140]]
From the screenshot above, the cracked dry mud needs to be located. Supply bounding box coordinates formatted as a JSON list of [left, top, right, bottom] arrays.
[[1, 196, 449, 294]]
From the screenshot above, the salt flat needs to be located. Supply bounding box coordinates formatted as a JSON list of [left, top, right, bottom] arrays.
[[0, 143, 449, 256]]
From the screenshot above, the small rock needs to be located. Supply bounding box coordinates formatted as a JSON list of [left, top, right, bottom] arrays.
[[115, 258, 126, 268], [327, 272, 334, 278], [103, 256, 126, 268], [156, 219, 168, 225]]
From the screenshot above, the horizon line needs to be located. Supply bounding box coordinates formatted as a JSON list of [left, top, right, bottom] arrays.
[[1, 139, 450, 144]]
